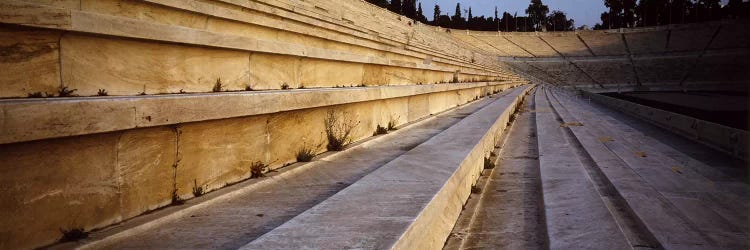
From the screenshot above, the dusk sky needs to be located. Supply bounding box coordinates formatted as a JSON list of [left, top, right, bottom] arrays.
[[418, 0, 731, 27]]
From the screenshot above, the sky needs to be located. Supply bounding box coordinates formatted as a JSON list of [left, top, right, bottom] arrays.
[[418, 0, 731, 27]]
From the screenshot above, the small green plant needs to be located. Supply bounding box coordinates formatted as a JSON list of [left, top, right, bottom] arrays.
[[57, 86, 77, 97], [471, 185, 482, 194], [250, 161, 268, 178], [245, 85, 254, 91], [97, 89, 108, 96], [373, 124, 388, 136], [484, 157, 495, 169], [212, 78, 223, 92], [171, 189, 185, 205], [192, 179, 204, 197], [387, 116, 399, 131], [59, 228, 88, 242], [27, 92, 43, 98], [280, 82, 290, 90], [324, 109, 360, 151], [296, 145, 316, 162]]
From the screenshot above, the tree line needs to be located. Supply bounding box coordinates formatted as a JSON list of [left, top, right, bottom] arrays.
[[365, 0, 749, 32], [597, 0, 750, 29], [365, 0, 575, 32]]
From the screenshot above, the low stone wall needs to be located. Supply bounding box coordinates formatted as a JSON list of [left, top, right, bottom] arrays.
[[580, 90, 748, 161]]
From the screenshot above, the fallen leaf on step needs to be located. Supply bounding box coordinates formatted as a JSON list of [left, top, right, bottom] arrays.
[[635, 151, 647, 157], [560, 122, 584, 127], [598, 136, 613, 142], [671, 166, 683, 174]]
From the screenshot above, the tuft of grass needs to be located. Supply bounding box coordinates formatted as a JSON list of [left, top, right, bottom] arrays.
[[250, 161, 268, 178], [471, 185, 482, 194], [27, 92, 43, 98], [298, 84, 306, 89], [171, 190, 185, 205], [59, 228, 88, 242], [296, 146, 316, 162], [373, 124, 388, 136], [97, 89, 108, 96], [192, 179, 204, 197], [324, 109, 359, 151], [212, 78, 223, 92], [387, 118, 398, 131], [484, 157, 495, 169], [357, 83, 366, 87], [57, 86, 77, 97], [280, 83, 290, 90], [245, 85, 254, 91]]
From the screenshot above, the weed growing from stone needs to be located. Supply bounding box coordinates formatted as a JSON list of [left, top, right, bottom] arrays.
[[250, 161, 268, 178], [388, 116, 399, 130], [296, 145, 316, 162], [171, 190, 185, 205], [27, 92, 43, 98], [324, 109, 359, 151], [471, 185, 482, 194], [59, 228, 88, 242], [192, 179, 205, 197], [212, 78, 223, 92], [245, 85, 254, 91], [57, 86, 77, 97], [280, 83, 290, 90], [373, 124, 388, 136], [97, 89, 108, 96], [484, 157, 495, 169]]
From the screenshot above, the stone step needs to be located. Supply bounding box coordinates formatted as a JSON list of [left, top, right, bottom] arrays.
[[52, 87, 527, 250], [546, 87, 750, 249], [240, 85, 533, 249], [443, 87, 548, 249], [534, 87, 632, 249]]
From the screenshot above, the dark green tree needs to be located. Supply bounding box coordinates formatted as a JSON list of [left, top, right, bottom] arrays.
[[525, 0, 549, 31], [388, 0, 402, 14], [403, 0, 417, 19], [365, 0, 389, 9], [433, 4, 441, 24], [546, 11, 575, 31], [467, 7, 474, 29], [723, 0, 750, 18], [416, 2, 428, 23], [601, 0, 624, 29], [451, 3, 466, 29], [500, 12, 516, 31]]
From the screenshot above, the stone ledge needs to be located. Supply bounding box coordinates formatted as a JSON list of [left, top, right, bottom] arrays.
[[0, 0, 501, 77], [0, 81, 521, 145], [581, 90, 748, 161], [241, 85, 532, 249]]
